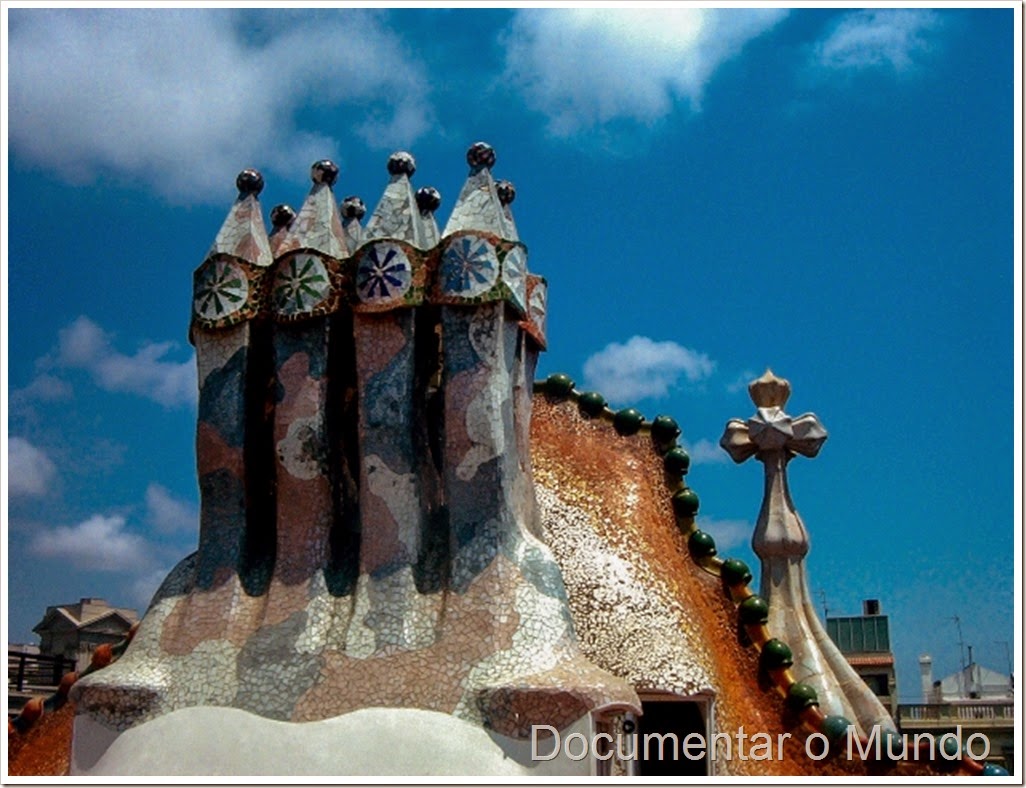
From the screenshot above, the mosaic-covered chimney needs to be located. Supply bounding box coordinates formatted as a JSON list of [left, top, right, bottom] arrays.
[[71, 144, 636, 749]]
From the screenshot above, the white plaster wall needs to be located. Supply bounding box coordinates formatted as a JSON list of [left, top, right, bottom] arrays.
[[72, 706, 594, 777]]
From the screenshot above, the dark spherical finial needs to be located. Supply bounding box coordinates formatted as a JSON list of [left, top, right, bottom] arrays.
[[415, 186, 441, 214], [341, 195, 366, 221], [467, 141, 496, 170], [270, 204, 296, 231], [236, 168, 264, 197], [496, 180, 516, 206], [387, 151, 417, 177], [311, 159, 339, 187]]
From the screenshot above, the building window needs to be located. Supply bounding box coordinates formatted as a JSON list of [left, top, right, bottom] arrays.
[[636, 700, 708, 776], [863, 673, 890, 696]]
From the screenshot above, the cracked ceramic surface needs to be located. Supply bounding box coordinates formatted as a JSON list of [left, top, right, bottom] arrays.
[[529, 393, 825, 777]]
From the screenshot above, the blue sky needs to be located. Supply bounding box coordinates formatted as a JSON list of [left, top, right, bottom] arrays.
[[4, 5, 1018, 703]]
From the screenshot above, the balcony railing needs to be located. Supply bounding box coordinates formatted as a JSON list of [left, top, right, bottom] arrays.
[[898, 702, 1015, 725], [7, 651, 76, 692]]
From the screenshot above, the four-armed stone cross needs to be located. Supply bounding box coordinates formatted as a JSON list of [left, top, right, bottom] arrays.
[[720, 369, 827, 559], [720, 369, 895, 734]]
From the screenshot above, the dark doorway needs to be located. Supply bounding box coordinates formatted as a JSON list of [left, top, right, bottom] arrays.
[[636, 700, 708, 776]]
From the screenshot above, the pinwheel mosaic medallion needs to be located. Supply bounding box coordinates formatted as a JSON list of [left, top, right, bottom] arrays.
[[440, 235, 499, 298], [356, 242, 412, 304], [193, 258, 249, 321], [273, 253, 331, 315]]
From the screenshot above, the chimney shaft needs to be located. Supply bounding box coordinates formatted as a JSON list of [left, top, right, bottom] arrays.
[[919, 654, 934, 703]]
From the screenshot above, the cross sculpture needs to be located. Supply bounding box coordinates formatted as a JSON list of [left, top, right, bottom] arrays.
[[720, 369, 895, 734]]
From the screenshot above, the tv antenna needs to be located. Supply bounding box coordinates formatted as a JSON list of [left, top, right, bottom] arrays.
[[951, 616, 967, 697]]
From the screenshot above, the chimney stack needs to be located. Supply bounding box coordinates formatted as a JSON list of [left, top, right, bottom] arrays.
[[919, 654, 934, 702]]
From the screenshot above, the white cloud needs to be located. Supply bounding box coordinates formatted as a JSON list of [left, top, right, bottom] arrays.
[[502, 8, 787, 134], [684, 438, 729, 466], [697, 517, 750, 551], [29, 514, 152, 571], [12, 374, 73, 403], [8, 9, 432, 201], [56, 316, 196, 408], [8, 438, 58, 498], [146, 483, 198, 535], [815, 10, 939, 72], [582, 335, 714, 403]]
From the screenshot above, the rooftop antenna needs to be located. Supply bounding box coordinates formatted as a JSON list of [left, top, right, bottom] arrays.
[[951, 616, 967, 697], [817, 589, 829, 621]]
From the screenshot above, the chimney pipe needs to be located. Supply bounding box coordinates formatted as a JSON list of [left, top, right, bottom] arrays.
[[919, 654, 934, 703]]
